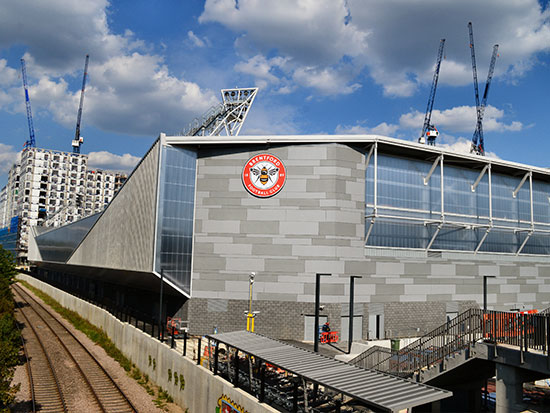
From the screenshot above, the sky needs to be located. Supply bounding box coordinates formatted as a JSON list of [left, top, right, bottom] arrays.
[[0, 0, 549, 187]]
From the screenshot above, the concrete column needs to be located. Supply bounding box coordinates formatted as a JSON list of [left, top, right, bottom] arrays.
[[495, 364, 526, 413]]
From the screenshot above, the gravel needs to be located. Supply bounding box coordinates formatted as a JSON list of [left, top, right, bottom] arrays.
[[11, 284, 186, 413]]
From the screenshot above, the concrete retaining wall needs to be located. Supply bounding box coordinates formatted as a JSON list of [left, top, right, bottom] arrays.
[[17, 274, 276, 413]]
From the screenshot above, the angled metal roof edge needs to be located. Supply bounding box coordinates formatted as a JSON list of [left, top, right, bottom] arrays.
[[206, 330, 452, 411], [165, 133, 550, 177]]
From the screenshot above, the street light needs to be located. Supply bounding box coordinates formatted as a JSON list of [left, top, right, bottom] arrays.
[[483, 275, 496, 312], [246, 272, 256, 332], [314, 273, 331, 353], [348, 276, 363, 354]]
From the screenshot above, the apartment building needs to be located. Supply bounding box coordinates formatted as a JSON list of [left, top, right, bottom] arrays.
[[0, 147, 127, 259]]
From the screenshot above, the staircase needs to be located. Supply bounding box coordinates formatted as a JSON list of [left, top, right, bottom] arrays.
[[351, 308, 550, 383], [350, 308, 485, 381]]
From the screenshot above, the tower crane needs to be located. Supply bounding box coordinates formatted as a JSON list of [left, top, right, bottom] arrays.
[[72, 54, 89, 153], [468, 22, 499, 155], [20, 59, 36, 150], [419, 38, 445, 146]]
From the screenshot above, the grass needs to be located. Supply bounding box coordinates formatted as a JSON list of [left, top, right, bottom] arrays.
[[17, 280, 179, 411]]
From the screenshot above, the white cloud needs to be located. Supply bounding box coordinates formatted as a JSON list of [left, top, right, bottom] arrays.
[[0, 0, 129, 74], [234, 55, 285, 89], [87, 151, 140, 172], [0, 144, 20, 174], [335, 122, 399, 136], [0, 60, 18, 87], [399, 105, 523, 134], [293, 66, 361, 96], [240, 102, 301, 135], [349, 0, 550, 95], [187, 31, 207, 48], [201, 0, 550, 97], [200, 0, 368, 96], [438, 137, 500, 159], [0, 0, 219, 137], [200, 0, 367, 66]]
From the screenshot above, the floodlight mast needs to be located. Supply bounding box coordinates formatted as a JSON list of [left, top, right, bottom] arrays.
[[183, 87, 258, 137]]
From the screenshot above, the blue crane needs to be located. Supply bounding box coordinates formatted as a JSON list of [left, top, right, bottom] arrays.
[[468, 22, 499, 155], [72, 54, 89, 154], [419, 39, 445, 146], [20, 58, 36, 149]]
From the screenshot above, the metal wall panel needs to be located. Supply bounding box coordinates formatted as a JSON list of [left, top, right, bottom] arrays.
[[68, 140, 160, 273]]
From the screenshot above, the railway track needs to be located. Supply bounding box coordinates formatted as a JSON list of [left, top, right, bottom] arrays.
[[13, 283, 137, 412]]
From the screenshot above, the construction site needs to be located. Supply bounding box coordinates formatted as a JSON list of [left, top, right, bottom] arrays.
[[4, 22, 550, 413]]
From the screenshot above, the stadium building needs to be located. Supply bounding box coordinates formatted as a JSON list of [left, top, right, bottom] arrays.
[[27, 133, 550, 341]]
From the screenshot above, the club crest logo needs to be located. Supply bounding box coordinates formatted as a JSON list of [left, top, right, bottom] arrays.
[[242, 153, 286, 198]]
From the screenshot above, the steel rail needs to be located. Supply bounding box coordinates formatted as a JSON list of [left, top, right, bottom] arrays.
[[13, 284, 137, 413], [14, 314, 36, 412], [13, 288, 67, 412]]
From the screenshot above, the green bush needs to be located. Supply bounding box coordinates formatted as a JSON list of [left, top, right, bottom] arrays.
[[0, 246, 20, 410]]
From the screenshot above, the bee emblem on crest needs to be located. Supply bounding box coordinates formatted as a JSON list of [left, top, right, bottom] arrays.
[[250, 165, 279, 185], [242, 153, 286, 198]]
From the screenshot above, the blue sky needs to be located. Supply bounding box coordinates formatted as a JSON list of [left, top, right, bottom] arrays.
[[0, 0, 549, 187]]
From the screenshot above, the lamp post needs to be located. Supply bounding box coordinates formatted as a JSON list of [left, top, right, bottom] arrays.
[[348, 276, 363, 354], [159, 269, 164, 342], [314, 273, 331, 353], [246, 272, 256, 332], [483, 275, 496, 312]]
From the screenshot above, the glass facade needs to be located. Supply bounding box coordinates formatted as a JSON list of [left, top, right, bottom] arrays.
[[366, 151, 550, 255], [35, 214, 100, 262], [155, 145, 196, 295], [0, 216, 19, 256]]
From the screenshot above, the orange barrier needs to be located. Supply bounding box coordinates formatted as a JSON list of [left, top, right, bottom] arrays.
[[483, 310, 538, 339], [320, 331, 339, 343]]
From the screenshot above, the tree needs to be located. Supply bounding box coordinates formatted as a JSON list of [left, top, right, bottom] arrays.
[[0, 246, 20, 411]]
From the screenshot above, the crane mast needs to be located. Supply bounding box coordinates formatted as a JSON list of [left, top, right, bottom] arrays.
[[474, 44, 499, 155], [469, 22, 499, 155], [468, 22, 481, 146], [20, 59, 36, 149], [72, 54, 89, 153], [419, 39, 445, 146]]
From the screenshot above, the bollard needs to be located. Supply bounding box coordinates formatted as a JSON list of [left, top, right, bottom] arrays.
[[171, 328, 175, 349], [197, 338, 202, 365], [183, 331, 187, 356]]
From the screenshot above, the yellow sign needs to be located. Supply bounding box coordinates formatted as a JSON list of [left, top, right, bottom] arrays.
[[216, 394, 248, 413]]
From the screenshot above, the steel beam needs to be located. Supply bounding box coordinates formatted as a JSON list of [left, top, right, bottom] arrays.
[[512, 171, 530, 199], [423, 155, 442, 186], [471, 164, 489, 192]]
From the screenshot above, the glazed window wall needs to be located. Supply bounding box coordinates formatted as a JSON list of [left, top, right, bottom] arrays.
[[34, 214, 100, 262], [154, 145, 196, 296], [365, 146, 550, 255]]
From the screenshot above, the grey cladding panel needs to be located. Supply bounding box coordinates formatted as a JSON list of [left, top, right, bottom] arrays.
[[68, 140, 160, 273]]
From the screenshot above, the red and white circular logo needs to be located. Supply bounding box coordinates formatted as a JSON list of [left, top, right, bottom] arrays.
[[242, 153, 286, 198]]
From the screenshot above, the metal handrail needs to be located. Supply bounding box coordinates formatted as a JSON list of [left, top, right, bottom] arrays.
[[369, 308, 484, 377], [352, 308, 550, 379]]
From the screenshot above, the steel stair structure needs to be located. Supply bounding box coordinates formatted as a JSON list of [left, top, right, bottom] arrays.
[[350, 308, 550, 384]]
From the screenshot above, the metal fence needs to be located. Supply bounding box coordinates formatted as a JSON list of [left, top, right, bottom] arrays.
[[351, 308, 550, 379]]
